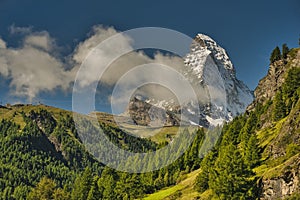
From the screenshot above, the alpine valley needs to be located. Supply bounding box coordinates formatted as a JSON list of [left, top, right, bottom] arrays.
[[0, 35, 299, 200]]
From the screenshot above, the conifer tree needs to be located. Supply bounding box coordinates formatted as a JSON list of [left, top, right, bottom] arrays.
[[71, 167, 93, 200], [270, 46, 281, 63], [209, 144, 253, 199], [195, 151, 216, 193], [282, 43, 289, 59], [53, 187, 70, 200], [244, 134, 260, 168], [273, 92, 287, 121], [27, 177, 56, 200], [98, 167, 118, 199], [87, 176, 102, 200]]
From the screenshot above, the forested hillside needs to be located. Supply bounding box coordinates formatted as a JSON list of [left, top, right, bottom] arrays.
[[194, 47, 300, 199], [0, 104, 207, 199]]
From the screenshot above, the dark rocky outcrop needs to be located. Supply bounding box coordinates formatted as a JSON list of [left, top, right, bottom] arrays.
[[126, 97, 180, 127], [261, 156, 300, 199]]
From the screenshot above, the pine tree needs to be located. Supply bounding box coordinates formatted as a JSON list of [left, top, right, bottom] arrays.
[[195, 151, 216, 193], [2, 186, 13, 200], [270, 46, 281, 63], [53, 187, 70, 200], [27, 177, 56, 200], [282, 67, 300, 111], [71, 167, 93, 200], [244, 134, 260, 168], [98, 167, 118, 199], [115, 173, 144, 200], [87, 176, 102, 200], [282, 43, 289, 59], [209, 144, 253, 199], [273, 91, 287, 121]]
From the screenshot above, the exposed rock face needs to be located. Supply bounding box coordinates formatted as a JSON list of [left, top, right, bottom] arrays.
[[261, 157, 300, 199], [127, 97, 180, 127], [248, 49, 300, 110]]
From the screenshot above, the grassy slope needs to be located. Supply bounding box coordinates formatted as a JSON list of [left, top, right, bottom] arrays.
[[0, 105, 175, 141], [0, 104, 71, 128], [143, 169, 201, 200]]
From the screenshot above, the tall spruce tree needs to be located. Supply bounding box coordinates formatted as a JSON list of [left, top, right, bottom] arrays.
[[87, 176, 102, 200], [282, 43, 289, 59], [270, 46, 281, 63], [195, 151, 216, 193], [27, 177, 56, 200], [273, 91, 287, 121], [244, 134, 260, 168], [71, 167, 93, 200], [209, 144, 254, 199]]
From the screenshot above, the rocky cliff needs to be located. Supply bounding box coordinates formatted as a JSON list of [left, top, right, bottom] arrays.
[[250, 48, 300, 199], [261, 156, 300, 199], [249, 48, 300, 110]]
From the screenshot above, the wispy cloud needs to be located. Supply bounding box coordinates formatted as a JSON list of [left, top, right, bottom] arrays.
[[9, 24, 33, 35]]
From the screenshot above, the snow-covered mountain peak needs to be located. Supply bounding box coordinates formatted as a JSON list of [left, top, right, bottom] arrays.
[[191, 33, 234, 71], [183, 33, 254, 123], [126, 33, 254, 127]]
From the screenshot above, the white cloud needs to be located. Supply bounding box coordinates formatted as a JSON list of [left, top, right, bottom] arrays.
[[7, 47, 70, 100], [72, 25, 121, 64], [0, 38, 7, 49], [0, 38, 9, 76], [24, 31, 57, 52], [0, 25, 193, 105], [0, 29, 73, 101], [0, 55, 9, 77], [71, 25, 187, 95], [1, 47, 70, 101]]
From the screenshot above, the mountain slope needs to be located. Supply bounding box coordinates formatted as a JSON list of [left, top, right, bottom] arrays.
[[192, 47, 300, 200], [142, 47, 300, 200], [0, 104, 160, 199], [252, 48, 300, 199]]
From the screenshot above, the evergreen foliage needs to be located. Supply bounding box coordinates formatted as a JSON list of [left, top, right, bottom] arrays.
[[270, 46, 281, 63], [282, 43, 289, 59], [273, 67, 300, 121]]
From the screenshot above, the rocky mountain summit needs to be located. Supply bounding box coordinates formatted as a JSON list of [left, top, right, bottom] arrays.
[[127, 34, 253, 127]]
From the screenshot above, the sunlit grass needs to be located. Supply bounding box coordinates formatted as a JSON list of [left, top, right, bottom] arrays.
[[143, 169, 201, 200]]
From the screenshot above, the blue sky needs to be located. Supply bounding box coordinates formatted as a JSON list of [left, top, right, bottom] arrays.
[[0, 0, 299, 111]]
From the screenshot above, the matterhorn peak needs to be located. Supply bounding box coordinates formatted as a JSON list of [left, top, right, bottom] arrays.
[[192, 33, 234, 71], [127, 33, 254, 127], [183, 33, 254, 124]]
